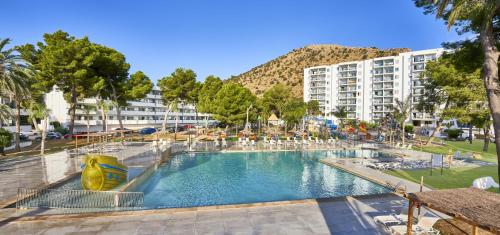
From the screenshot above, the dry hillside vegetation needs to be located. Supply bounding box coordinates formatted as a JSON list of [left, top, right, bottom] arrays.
[[230, 44, 410, 98]]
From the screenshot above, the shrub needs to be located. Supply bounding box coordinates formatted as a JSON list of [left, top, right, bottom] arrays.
[[50, 121, 62, 129], [444, 128, 462, 139], [54, 127, 69, 135], [0, 128, 13, 155], [405, 125, 414, 134]]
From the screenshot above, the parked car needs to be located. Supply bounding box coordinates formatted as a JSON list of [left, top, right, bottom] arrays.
[[113, 127, 132, 134], [46, 132, 62, 140], [19, 133, 29, 141], [139, 127, 156, 135]]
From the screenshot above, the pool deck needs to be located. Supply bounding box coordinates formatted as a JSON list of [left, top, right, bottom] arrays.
[[0, 193, 407, 235], [319, 158, 431, 193]]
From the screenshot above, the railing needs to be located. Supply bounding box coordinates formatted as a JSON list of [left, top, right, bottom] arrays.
[[16, 188, 144, 210]]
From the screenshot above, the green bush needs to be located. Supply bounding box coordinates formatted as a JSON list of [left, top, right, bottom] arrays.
[[50, 121, 62, 129], [444, 128, 462, 139], [0, 128, 13, 155], [405, 125, 414, 134], [54, 127, 69, 135]]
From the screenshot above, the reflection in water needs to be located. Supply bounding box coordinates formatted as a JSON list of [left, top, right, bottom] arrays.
[[136, 150, 391, 209]]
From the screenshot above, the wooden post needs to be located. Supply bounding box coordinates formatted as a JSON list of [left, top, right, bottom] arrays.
[[472, 225, 478, 235], [407, 199, 415, 235]]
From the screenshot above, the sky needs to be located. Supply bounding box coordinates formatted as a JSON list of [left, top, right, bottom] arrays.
[[2, 0, 470, 82]]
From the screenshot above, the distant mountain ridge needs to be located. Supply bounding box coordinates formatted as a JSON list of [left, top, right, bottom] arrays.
[[229, 44, 410, 98]]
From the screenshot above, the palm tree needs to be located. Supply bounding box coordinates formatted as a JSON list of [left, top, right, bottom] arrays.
[[422, 0, 500, 191], [393, 95, 412, 146], [28, 102, 50, 155], [0, 104, 13, 128], [331, 106, 348, 131], [0, 38, 31, 151]]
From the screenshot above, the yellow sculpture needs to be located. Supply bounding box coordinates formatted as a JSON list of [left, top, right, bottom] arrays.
[[81, 155, 128, 191]]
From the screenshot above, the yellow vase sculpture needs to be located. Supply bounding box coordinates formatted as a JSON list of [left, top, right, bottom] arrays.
[[81, 155, 128, 191]]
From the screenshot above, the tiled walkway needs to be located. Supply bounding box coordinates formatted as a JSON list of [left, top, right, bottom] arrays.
[[0, 194, 405, 235]]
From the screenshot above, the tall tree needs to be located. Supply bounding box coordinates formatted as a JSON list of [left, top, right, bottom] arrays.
[[414, 0, 500, 189], [261, 83, 291, 118], [212, 82, 256, 127], [283, 98, 307, 128], [307, 100, 321, 116], [418, 53, 485, 145], [0, 38, 32, 151], [393, 95, 412, 146], [198, 76, 223, 114], [331, 106, 348, 130], [157, 68, 197, 139], [22, 31, 98, 134]]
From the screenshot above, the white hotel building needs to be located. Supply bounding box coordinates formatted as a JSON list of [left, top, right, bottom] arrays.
[[304, 48, 444, 126], [45, 86, 216, 133]]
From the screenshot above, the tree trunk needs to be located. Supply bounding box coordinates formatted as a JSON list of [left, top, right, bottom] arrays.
[[195, 106, 199, 137], [116, 106, 125, 138], [161, 104, 170, 132], [109, 84, 125, 139], [15, 104, 21, 151], [41, 116, 47, 155], [100, 104, 107, 132], [87, 118, 90, 143], [32, 117, 39, 132], [425, 100, 450, 145], [174, 112, 179, 141], [480, 25, 500, 181], [401, 121, 405, 146], [95, 98, 106, 132], [469, 124, 473, 144], [483, 126, 490, 152], [68, 87, 77, 135]]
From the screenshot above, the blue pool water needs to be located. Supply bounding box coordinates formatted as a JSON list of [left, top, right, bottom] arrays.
[[135, 150, 391, 208]]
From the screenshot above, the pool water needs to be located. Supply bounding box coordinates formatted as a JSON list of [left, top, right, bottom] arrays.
[[134, 150, 391, 208]]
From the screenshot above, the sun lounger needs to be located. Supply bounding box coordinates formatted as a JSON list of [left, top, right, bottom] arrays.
[[374, 204, 410, 226], [389, 212, 441, 235], [250, 139, 256, 146]]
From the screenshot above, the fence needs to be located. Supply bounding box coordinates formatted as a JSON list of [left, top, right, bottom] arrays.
[[16, 188, 144, 210]]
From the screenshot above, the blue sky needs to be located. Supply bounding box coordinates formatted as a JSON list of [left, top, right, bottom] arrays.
[[2, 0, 469, 82]]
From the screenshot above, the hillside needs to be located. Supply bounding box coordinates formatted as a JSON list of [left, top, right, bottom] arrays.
[[230, 44, 410, 98]]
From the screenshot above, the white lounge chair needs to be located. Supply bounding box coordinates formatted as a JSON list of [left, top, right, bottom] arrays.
[[472, 176, 500, 190], [374, 202, 410, 226], [389, 212, 441, 235], [250, 139, 256, 146]]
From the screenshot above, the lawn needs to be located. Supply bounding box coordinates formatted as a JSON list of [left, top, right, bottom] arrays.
[[412, 139, 498, 163], [386, 166, 499, 191]]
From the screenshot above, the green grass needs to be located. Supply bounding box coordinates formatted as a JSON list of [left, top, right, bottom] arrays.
[[386, 166, 499, 191], [412, 139, 498, 163]]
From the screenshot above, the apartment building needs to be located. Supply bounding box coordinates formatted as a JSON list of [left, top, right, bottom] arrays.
[[304, 48, 444, 126], [45, 86, 216, 133]]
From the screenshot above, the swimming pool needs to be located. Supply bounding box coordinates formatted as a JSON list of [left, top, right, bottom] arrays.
[[133, 150, 391, 208]]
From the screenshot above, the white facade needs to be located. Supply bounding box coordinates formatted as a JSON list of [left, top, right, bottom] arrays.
[[45, 86, 216, 132], [304, 48, 444, 126]]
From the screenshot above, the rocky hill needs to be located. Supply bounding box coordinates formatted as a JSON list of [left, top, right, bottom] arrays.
[[229, 44, 410, 98]]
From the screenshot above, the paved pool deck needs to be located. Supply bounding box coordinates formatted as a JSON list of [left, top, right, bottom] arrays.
[[0, 143, 156, 208], [0, 194, 407, 235]]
